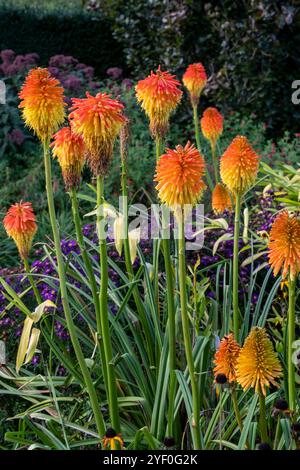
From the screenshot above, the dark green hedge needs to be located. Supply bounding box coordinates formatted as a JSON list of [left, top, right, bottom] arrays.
[[0, 6, 126, 76]]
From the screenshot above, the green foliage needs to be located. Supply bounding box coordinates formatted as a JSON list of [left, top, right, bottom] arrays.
[[0, 2, 126, 77]]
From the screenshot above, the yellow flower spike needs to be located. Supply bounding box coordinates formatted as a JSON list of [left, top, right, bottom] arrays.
[[51, 125, 86, 191], [268, 210, 300, 280], [236, 327, 282, 396], [212, 183, 232, 214], [70, 92, 126, 176], [135, 66, 182, 139], [154, 141, 206, 214], [214, 333, 240, 383], [220, 135, 260, 195], [19, 67, 66, 143], [183, 63, 207, 106], [3, 201, 37, 260]]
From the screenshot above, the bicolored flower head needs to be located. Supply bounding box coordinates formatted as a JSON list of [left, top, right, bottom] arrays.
[[154, 141, 206, 216], [220, 136, 260, 195], [69, 92, 125, 176], [214, 333, 240, 383], [182, 63, 207, 106], [19, 67, 66, 143], [268, 211, 300, 280], [102, 428, 124, 450], [3, 202, 37, 259], [135, 66, 182, 139], [200, 107, 223, 149], [51, 126, 86, 191], [212, 183, 232, 214], [236, 327, 282, 396]]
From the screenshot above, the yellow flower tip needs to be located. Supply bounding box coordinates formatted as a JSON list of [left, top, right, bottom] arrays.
[[3, 201, 37, 259], [236, 327, 282, 396], [69, 92, 126, 176], [19, 67, 66, 143], [214, 333, 240, 383], [135, 66, 182, 139], [212, 183, 232, 214], [182, 63, 207, 106], [102, 428, 124, 450], [220, 135, 260, 195], [51, 126, 86, 190], [268, 210, 300, 280], [154, 141, 206, 211], [200, 107, 223, 148]]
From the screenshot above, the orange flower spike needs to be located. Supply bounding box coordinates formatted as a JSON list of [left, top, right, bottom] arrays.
[[154, 141, 206, 210], [236, 327, 282, 396], [69, 92, 125, 176], [51, 126, 86, 190], [3, 202, 37, 260], [220, 136, 260, 195], [214, 333, 240, 383], [135, 66, 182, 139], [212, 183, 232, 214], [268, 211, 300, 280], [200, 107, 223, 150], [183, 63, 207, 106], [19, 67, 66, 143]]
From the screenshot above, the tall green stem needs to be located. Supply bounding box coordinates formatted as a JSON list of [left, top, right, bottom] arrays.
[[23, 258, 42, 304], [259, 392, 269, 444], [233, 193, 242, 340], [43, 142, 105, 436], [70, 188, 109, 396], [193, 104, 213, 191], [288, 276, 296, 411], [155, 137, 177, 436], [97, 175, 120, 432], [178, 215, 201, 449], [231, 386, 243, 434], [211, 143, 219, 185], [120, 157, 154, 365]]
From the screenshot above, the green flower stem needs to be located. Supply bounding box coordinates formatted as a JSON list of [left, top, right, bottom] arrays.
[[43, 142, 105, 437], [259, 391, 269, 444], [178, 215, 201, 449], [23, 257, 42, 304], [162, 217, 176, 438], [120, 158, 154, 365], [97, 175, 120, 432], [233, 192, 242, 340], [211, 143, 219, 185], [155, 136, 177, 436], [288, 276, 296, 411], [193, 104, 213, 191], [70, 188, 109, 396], [231, 386, 243, 434]]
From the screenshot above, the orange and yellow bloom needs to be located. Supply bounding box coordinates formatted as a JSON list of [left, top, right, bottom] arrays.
[[182, 63, 207, 106], [70, 92, 125, 176], [236, 327, 282, 396], [212, 183, 232, 214], [201, 107, 223, 150], [268, 211, 300, 280], [214, 333, 240, 383], [102, 428, 124, 450], [155, 142, 206, 211], [220, 136, 259, 195], [19, 67, 66, 143], [3, 202, 37, 259], [135, 66, 182, 138], [51, 126, 86, 190]]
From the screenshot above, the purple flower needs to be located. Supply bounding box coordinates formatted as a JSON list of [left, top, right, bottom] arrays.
[[107, 67, 123, 80], [8, 129, 25, 146]]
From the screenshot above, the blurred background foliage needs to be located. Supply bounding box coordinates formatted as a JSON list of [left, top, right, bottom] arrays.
[[0, 0, 299, 134]]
